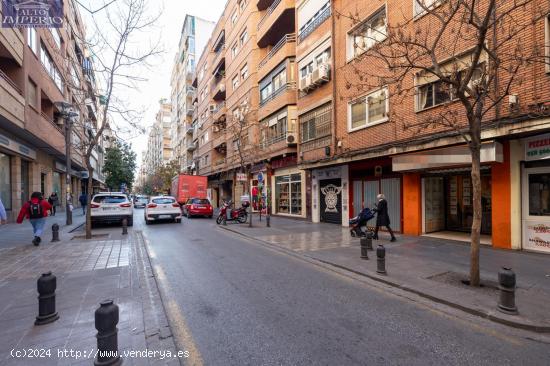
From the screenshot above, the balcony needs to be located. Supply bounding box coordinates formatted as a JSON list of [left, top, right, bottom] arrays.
[[187, 142, 197, 152], [186, 125, 194, 135], [186, 86, 196, 99], [259, 130, 297, 150], [213, 157, 226, 171], [211, 77, 226, 101], [0, 16, 24, 66], [0, 69, 25, 128], [258, 34, 296, 79], [259, 82, 297, 120], [298, 5, 331, 43], [186, 106, 194, 116], [211, 101, 226, 122], [213, 133, 226, 150], [257, 0, 295, 49]]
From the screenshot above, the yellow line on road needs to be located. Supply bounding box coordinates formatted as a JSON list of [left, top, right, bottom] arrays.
[[165, 299, 204, 366]]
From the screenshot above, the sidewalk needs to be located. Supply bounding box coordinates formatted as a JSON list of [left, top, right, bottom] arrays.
[[220, 216, 550, 333], [0, 213, 86, 249], [0, 229, 181, 365]]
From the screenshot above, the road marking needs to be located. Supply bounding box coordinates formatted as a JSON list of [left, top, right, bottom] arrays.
[[166, 299, 204, 366]]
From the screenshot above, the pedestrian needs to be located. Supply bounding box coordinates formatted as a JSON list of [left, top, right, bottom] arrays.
[[0, 196, 7, 225], [16, 192, 52, 246], [48, 192, 59, 216], [79, 192, 88, 215], [373, 193, 396, 242]]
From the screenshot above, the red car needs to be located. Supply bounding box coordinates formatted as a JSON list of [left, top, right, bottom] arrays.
[[183, 198, 213, 218]]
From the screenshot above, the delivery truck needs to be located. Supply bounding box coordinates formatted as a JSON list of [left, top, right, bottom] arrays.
[[171, 174, 208, 205]]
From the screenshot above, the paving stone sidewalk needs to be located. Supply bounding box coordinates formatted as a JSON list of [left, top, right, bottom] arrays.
[[220, 216, 550, 333], [0, 230, 182, 365]]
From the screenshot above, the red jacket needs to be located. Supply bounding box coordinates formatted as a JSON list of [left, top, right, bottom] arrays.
[[16, 198, 52, 223]]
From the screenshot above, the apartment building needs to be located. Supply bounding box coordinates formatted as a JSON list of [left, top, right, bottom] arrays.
[[0, 0, 103, 221], [170, 15, 215, 172], [143, 100, 172, 175]]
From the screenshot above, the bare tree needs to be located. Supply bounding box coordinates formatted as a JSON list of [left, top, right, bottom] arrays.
[[70, 0, 161, 239], [339, 0, 549, 285]]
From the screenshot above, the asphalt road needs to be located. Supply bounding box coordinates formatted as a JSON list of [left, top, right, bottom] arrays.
[[136, 212, 550, 366]]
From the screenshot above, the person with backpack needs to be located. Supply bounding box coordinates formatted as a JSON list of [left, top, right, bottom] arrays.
[[16, 192, 52, 246]]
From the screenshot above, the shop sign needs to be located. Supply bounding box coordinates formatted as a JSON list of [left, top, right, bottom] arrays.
[[0, 133, 36, 159], [524, 222, 550, 253], [313, 167, 341, 180], [271, 156, 297, 170], [236, 173, 247, 181], [525, 133, 550, 161]]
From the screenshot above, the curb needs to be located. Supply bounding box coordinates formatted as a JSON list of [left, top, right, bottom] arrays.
[[218, 225, 550, 334]]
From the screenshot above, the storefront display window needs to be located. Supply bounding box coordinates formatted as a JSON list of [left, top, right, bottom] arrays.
[[0, 153, 11, 210], [52, 172, 61, 195], [275, 174, 302, 215], [528, 173, 550, 216]]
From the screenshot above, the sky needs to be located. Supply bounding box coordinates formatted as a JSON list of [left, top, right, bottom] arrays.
[[78, 0, 226, 167]]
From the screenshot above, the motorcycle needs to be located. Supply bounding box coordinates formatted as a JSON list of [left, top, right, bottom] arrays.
[[216, 200, 249, 224]]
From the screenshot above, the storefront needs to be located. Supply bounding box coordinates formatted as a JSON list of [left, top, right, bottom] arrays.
[[311, 165, 350, 226], [0, 152, 11, 211], [522, 133, 550, 254]]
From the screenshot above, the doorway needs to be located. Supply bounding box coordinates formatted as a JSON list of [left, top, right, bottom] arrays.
[[319, 178, 342, 224], [522, 166, 550, 253]]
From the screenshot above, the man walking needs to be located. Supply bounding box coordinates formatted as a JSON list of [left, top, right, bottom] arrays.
[[17, 192, 52, 246], [79, 192, 88, 215], [48, 192, 59, 216], [0, 197, 7, 225], [373, 193, 397, 242]]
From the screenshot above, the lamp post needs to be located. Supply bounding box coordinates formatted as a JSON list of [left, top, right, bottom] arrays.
[[55, 102, 79, 226]]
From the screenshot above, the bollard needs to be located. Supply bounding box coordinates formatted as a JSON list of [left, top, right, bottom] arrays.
[[51, 224, 60, 242], [376, 245, 387, 275], [35, 272, 59, 325], [359, 237, 369, 259], [365, 231, 374, 250], [94, 300, 122, 366], [497, 267, 518, 315], [266, 215, 271, 227], [122, 218, 128, 235]]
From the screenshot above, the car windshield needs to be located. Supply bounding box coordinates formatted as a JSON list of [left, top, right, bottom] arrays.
[[137, 198, 148, 203], [191, 198, 209, 204], [153, 197, 175, 204], [93, 195, 126, 204]]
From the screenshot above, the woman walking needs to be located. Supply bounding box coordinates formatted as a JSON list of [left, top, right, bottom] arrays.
[[48, 192, 59, 216], [373, 193, 396, 242]]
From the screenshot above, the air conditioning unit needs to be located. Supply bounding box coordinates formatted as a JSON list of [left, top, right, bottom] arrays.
[[209, 104, 216, 113], [318, 63, 330, 82], [300, 75, 313, 92], [311, 68, 320, 84], [286, 132, 297, 145]]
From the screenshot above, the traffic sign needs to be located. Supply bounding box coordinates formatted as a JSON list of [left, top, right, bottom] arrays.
[[257, 172, 264, 183]]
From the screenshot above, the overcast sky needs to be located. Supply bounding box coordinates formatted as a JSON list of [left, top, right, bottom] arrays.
[[79, 0, 226, 167]]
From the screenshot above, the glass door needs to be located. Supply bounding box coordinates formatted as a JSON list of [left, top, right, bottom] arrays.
[[522, 166, 550, 253]]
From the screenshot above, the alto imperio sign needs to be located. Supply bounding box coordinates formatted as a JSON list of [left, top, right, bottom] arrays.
[[2, 0, 63, 28], [525, 133, 550, 161], [524, 221, 550, 253]]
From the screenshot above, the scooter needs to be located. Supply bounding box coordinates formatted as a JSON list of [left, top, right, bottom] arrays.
[[216, 200, 249, 224]]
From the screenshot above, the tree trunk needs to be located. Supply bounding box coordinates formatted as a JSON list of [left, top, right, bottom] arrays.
[[469, 143, 482, 287], [86, 166, 94, 240]]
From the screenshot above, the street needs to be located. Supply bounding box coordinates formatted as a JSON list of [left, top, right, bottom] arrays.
[[129, 213, 550, 366]]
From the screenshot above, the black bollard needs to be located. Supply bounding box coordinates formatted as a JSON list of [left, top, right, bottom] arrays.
[[35, 272, 59, 325], [51, 224, 60, 242], [497, 267, 518, 315], [360, 237, 369, 259], [94, 300, 122, 366], [365, 231, 374, 250], [376, 245, 387, 275], [266, 215, 270, 227], [121, 218, 128, 235]]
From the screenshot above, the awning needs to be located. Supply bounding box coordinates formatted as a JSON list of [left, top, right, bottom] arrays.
[[392, 141, 503, 172]]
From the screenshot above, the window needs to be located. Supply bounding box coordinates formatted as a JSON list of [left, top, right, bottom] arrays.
[[260, 83, 272, 103], [300, 62, 313, 78], [205, 131, 209, 142], [315, 48, 331, 67], [414, 0, 439, 17], [528, 173, 550, 216], [240, 29, 248, 45], [204, 154, 209, 165], [232, 74, 240, 90], [347, 7, 386, 60], [27, 79, 37, 108], [300, 103, 332, 143], [231, 10, 238, 24], [239, 0, 247, 11], [51, 28, 61, 48], [298, 1, 331, 41], [40, 44, 64, 92], [272, 69, 287, 91], [348, 87, 388, 131], [241, 64, 248, 80], [71, 63, 80, 88], [27, 28, 37, 54], [231, 42, 239, 58], [275, 174, 302, 215], [417, 80, 451, 110]]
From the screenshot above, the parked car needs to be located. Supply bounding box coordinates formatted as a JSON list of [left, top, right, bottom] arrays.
[[183, 198, 213, 218], [144, 196, 182, 224], [134, 195, 148, 208], [90, 192, 133, 227]]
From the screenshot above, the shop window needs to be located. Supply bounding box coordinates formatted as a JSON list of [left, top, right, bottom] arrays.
[[528, 173, 550, 216], [347, 6, 386, 60], [348, 87, 388, 131], [0, 153, 11, 210], [275, 174, 302, 215]]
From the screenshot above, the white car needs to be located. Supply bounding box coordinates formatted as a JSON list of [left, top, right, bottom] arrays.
[[144, 196, 182, 224], [90, 192, 134, 227]]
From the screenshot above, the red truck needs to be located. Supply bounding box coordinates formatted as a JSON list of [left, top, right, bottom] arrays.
[[171, 174, 208, 205]]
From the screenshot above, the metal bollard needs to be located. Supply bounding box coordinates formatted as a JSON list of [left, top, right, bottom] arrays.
[[365, 232, 374, 250], [266, 215, 270, 227], [51, 224, 60, 242], [121, 218, 128, 235], [35, 272, 59, 325], [94, 300, 122, 366], [376, 245, 387, 275], [360, 237, 369, 259], [497, 267, 518, 315]]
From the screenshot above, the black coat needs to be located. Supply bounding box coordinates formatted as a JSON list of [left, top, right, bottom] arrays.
[[375, 199, 391, 227]]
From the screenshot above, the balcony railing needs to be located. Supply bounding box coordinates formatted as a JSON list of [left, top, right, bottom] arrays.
[[0, 68, 22, 96], [258, 34, 296, 70], [214, 158, 226, 167], [41, 111, 63, 133], [259, 81, 296, 107], [258, 0, 282, 30], [298, 6, 331, 43], [259, 131, 296, 149]]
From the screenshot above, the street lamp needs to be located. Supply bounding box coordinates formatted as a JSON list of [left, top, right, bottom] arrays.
[[55, 101, 79, 226]]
